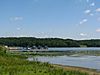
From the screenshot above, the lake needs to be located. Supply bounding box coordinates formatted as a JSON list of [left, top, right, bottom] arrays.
[[48, 47, 100, 51], [28, 47, 100, 70], [28, 55, 100, 70]]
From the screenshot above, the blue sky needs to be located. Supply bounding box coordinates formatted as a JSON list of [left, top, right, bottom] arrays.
[[0, 0, 100, 39]]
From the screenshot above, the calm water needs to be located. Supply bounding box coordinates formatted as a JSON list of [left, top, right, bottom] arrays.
[[48, 47, 100, 51], [28, 48, 100, 70], [28, 55, 100, 70]]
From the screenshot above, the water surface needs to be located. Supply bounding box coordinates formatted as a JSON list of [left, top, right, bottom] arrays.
[[28, 47, 100, 70], [28, 55, 100, 70], [49, 47, 100, 51]]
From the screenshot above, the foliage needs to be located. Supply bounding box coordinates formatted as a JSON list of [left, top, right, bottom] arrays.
[[0, 56, 89, 75], [0, 46, 7, 56], [0, 37, 100, 47], [0, 37, 79, 47], [78, 39, 100, 47], [0, 46, 89, 75]]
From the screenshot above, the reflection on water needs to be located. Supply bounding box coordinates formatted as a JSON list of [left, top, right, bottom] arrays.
[[28, 55, 100, 70]]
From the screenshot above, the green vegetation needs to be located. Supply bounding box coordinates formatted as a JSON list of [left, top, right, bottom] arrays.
[[0, 37, 100, 47], [75, 50, 100, 56], [78, 39, 100, 47], [0, 46, 7, 56], [9, 50, 100, 56], [0, 46, 91, 75]]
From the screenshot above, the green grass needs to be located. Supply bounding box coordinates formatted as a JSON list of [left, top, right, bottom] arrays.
[[0, 46, 89, 75], [0, 55, 89, 75], [8, 50, 100, 57]]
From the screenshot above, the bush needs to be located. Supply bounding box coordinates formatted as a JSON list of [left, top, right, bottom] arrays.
[[0, 46, 7, 56]]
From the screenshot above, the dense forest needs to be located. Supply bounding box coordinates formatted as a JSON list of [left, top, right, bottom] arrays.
[[0, 37, 100, 47]]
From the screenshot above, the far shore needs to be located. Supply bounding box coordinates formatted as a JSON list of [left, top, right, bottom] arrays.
[[53, 64, 100, 75]]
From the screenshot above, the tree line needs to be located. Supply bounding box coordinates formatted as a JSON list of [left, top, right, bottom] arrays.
[[0, 37, 100, 47]]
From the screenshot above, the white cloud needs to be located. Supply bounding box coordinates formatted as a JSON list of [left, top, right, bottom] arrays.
[[10, 16, 23, 21], [80, 33, 87, 36], [79, 22, 83, 25], [96, 8, 100, 12], [84, 10, 91, 14], [90, 2, 95, 7], [17, 28, 21, 30], [96, 29, 100, 32], [19, 35, 34, 37], [79, 19, 88, 25], [82, 19, 88, 22], [89, 13, 94, 16]]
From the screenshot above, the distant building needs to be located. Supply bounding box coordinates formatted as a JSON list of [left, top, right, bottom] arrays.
[[32, 46, 37, 49], [6, 45, 48, 51], [44, 46, 48, 49], [4, 46, 8, 48]]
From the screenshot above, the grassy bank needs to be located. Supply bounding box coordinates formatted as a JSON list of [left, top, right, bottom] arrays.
[[8, 50, 100, 56], [53, 65, 100, 75], [0, 46, 99, 75]]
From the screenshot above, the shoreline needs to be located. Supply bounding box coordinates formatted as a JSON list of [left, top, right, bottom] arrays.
[[53, 64, 100, 75]]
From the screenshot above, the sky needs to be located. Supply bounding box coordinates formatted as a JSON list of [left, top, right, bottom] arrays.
[[0, 0, 100, 39]]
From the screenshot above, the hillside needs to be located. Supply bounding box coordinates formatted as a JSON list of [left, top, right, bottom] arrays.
[[0, 37, 100, 47]]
